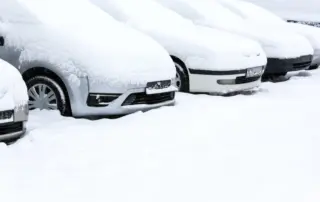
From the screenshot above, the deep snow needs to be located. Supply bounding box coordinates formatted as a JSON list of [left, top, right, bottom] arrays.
[[0, 69, 319, 202]]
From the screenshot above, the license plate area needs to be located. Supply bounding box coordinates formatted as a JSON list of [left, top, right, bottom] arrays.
[[246, 66, 264, 78], [0, 110, 14, 124], [146, 80, 171, 94]]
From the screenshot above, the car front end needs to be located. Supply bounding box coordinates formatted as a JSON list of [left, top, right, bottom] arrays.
[[188, 66, 264, 94], [0, 104, 28, 142], [181, 26, 267, 94], [0, 60, 29, 142], [66, 76, 177, 117]]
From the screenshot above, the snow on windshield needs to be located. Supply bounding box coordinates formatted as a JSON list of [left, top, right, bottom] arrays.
[[0, 0, 39, 24], [157, 0, 246, 30], [90, 0, 193, 30], [218, 0, 284, 23]]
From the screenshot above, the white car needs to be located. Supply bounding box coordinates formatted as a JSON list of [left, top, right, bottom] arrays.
[[243, 0, 320, 27], [0, 59, 28, 142], [217, 0, 320, 69], [1, 0, 176, 117], [156, 0, 314, 77], [91, 0, 267, 94]]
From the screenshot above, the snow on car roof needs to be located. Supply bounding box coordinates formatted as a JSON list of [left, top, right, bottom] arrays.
[[156, 0, 245, 29], [91, 0, 194, 30]]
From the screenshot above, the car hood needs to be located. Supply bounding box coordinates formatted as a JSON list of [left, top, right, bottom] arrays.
[[0, 60, 28, 111], [276, 23, 320, 51], [3, 0, 175, 87]]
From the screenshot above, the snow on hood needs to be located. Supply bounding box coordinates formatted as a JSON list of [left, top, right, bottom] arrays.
[[217, 0, 284, 23], [243, 0, 320, 22], [216, 0, 320, 52], [91, 0, 266, 71], [157, 0, 313, 58], [0, 60, 28, 111], [1, 0, 175, 87], [286, 23, 320, 51]]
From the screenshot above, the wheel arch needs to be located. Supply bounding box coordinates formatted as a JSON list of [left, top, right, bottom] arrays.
[[170, 55, 190, 92], [22, 67, 72, 115], [170, 55, 189, 75]]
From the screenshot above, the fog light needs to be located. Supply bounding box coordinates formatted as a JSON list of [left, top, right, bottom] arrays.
[[86, 93, 120, 107], [122, 94, 137, 106]]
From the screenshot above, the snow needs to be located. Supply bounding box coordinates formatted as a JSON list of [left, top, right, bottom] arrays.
[[1, 0, 175, 88], [0, 59, 28, 111], [156, 0, 314, 59], [1, 69, 320, 202], [90, 0, 267, 71], [216, 0, 320, 64], [243, 0, 320, 22]]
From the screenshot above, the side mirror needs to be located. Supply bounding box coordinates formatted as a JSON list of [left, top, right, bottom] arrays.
[[0, 36, 4, 46]]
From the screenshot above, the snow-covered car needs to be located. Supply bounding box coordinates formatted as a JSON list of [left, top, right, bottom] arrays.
[[90, 0, 267, 94], [156, 0, 314, 78], [215, 0, 320, 69], [0, 59, 28, 142], [243, 0, 320, 27], [0, 0, 177, 117]]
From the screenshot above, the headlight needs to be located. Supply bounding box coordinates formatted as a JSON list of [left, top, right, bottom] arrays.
[[14, 103, 29, 122]]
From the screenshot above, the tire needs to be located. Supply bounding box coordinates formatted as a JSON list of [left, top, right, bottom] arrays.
[[26, 75, 70, 116], [308, 65, 319, 70], [174, 61, 189, 92]]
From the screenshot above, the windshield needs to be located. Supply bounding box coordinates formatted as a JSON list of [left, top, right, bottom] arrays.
[[91, 0, 193, 30], [17, 0, 118, 28], [218, 0, 284, 23]]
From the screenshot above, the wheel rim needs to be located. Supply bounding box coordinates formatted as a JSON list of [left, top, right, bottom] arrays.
[[28, 84, 58, 110], [176, 72, 182, 90]]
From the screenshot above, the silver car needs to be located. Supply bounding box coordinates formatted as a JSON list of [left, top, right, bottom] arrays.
[[0, 59, 28, 142], [0, 0, 177, 117]]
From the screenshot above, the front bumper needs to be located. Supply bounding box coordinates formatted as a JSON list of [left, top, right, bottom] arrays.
[[188, 67, 263, 94], [0, 105, 28, 141], [69, 78, 177, 117], [264, 55, 313, 75], [311, 49, 320, 66]]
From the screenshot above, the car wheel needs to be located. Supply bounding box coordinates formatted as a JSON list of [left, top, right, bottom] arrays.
[[26, 75, 70, 116], [174, 61, 189, 92]]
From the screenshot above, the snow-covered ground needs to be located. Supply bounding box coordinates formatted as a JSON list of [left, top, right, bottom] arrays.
[[1, 70, 320, 202]]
